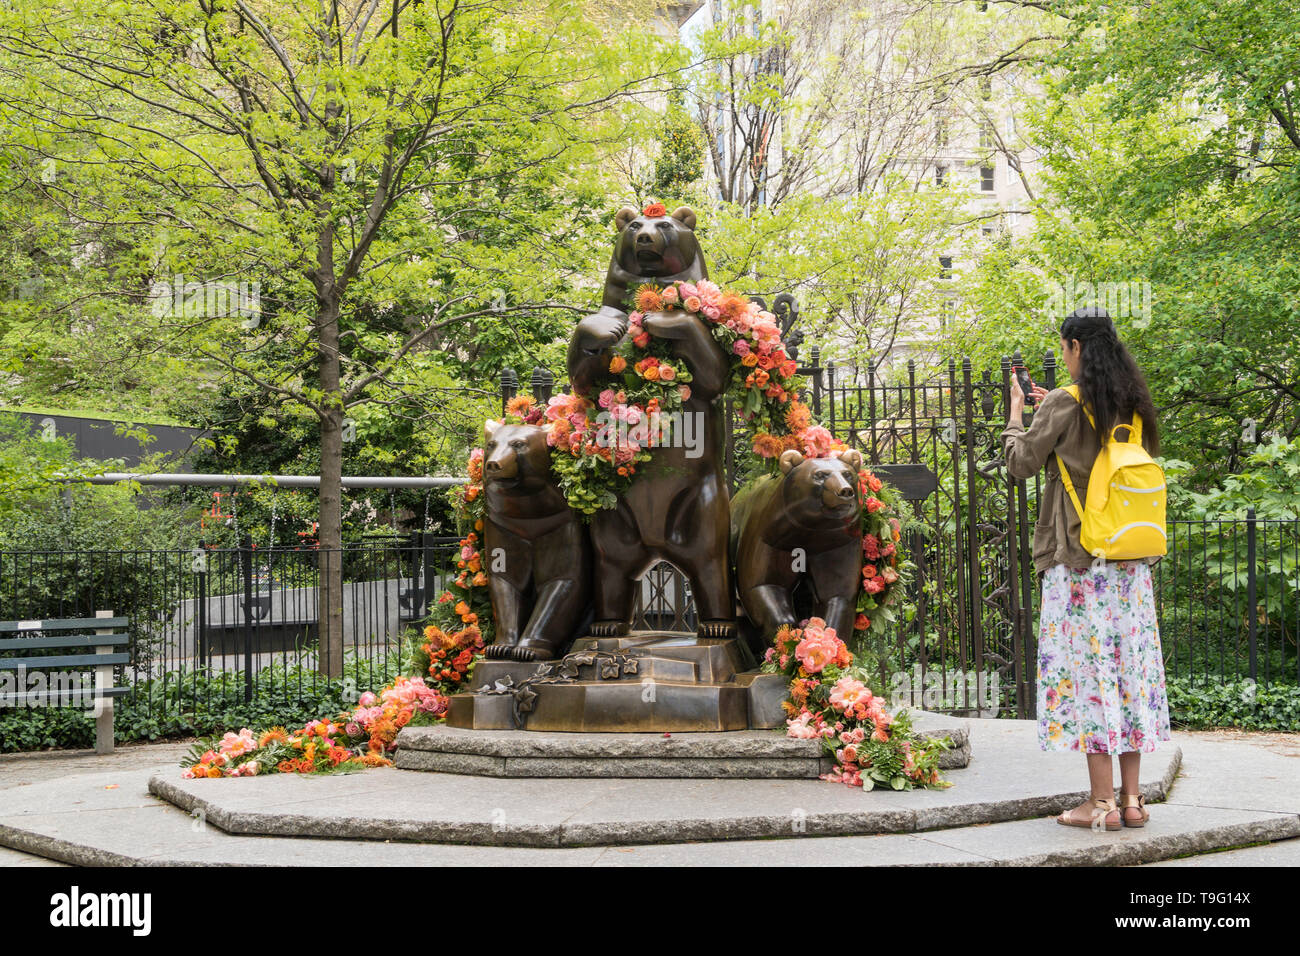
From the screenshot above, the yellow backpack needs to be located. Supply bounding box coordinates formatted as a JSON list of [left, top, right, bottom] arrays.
[[1055, 385, 1167, 560]]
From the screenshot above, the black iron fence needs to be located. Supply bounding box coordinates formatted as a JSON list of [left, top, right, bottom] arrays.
[[0, 533, 725, 727], [0, 538, 457, 726], [2, 352, 1294, 730]]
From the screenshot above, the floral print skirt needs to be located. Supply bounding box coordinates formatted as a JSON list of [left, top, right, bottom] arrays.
[[1036, 561, 1171, 754]]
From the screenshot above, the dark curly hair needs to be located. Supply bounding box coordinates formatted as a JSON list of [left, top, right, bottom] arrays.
[[1060, 306, 1160, 453]]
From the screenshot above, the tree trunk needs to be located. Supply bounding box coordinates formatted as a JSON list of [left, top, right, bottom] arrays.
[[315, 224, 345, 679]]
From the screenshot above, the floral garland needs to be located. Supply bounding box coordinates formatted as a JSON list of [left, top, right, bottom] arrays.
[[766, 618, 951, 790], [852, 468, 909, 638], [180, 675, 446, 778]]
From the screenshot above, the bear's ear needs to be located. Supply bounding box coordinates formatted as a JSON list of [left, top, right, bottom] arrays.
[[484, 419, 500, 440], [540, 421, 555, 435], [614, 206, 638, 232], [670, 206, 697, 231], [779, 449, 804, 474], [838, 449, 863, 472]]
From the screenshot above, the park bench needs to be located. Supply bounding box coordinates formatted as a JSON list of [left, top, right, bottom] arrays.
[[0, 610, 130, 754]]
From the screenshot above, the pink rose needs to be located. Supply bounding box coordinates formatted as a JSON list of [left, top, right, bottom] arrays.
[[794, 631, 842, 674], [828, 676, 872, 714]]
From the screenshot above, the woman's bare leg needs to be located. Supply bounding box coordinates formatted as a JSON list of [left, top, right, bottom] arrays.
[[1118, 752, 1143, 824], [1061, 753, 1119, 826]]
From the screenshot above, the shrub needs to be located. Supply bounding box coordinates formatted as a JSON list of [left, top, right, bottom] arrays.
[[1167, 676, 1300, 732]]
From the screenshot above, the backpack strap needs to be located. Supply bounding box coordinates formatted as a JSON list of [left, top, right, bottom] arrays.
[[1057, 385, 1087, 521], [1055, 450, 1085, 521]]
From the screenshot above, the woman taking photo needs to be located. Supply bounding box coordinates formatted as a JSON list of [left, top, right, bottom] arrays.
[[1002, 306, 1171, 830]]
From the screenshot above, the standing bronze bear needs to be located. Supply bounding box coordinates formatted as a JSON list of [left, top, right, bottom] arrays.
[[480, 420, 592, 661], [731, 448, 865, 647], [566, 204, 735, 639]]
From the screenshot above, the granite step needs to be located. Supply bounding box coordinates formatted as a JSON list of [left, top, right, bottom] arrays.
[[395, 712, 970, 778], [0, 758, 1294, 867], [135, 719, 1177, 847]]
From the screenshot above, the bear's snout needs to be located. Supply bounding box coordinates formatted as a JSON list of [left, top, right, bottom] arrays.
[[485, 449, 518, 480], [634, 225, 665, 257], [821, 475, 858, 512]]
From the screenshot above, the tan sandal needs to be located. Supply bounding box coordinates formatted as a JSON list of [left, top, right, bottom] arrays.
[[1056, 797, 1121, 831], [1119, 792, 1149, 828]]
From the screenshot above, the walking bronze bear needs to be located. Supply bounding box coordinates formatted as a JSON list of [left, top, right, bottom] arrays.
[[731, 448, 865, 647], [480, 420, 592, 661]]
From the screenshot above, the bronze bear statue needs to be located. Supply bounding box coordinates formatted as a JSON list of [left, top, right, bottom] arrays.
[[566, 204, 734, 639], [481, 420, 592, 661], [731, 448, 865, 648]]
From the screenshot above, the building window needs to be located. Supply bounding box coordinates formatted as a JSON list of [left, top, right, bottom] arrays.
[[979, 76, 992, 101], [935, 164, 947, 186], [939, 256, 953, 280], [936, 116, 949, 148], [979, 121, 995, 149], [980, 166, 995, 191], [1007, 211, 1021, 229]]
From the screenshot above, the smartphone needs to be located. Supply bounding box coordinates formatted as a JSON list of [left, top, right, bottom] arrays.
[[1012, 349, 1035, 406]]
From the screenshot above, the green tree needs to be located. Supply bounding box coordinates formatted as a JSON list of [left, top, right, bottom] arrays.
[[0, 0, 678, 674]]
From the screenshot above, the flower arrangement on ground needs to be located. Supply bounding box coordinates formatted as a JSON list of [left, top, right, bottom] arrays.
[[180, 675, 446, 778], [765, 617, 951, 790]]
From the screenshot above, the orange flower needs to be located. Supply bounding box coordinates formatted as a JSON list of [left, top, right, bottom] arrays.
[[635, 287, 664, 312], [454, 601, 469, 616], [642, 202, 667, 217], [609, 355, 627, 373], [642, 365, 660, 381], [752, 433, 783, 458], [741, 352, 759, 367], [258, 727, 289, 747], [506, 396, 535, 418]]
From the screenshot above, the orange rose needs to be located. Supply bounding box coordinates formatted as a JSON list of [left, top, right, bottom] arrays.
[[609, 355, 627, 373]]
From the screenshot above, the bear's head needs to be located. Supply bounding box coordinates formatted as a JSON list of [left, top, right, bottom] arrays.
[[613, 203, 702, 279], [778, 448, 864, 525], [483, 420, 553, 484]]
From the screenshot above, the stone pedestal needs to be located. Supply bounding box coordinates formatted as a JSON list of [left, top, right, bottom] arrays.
[[447, 631, 792, 733], [395, 712, 972, 779]]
